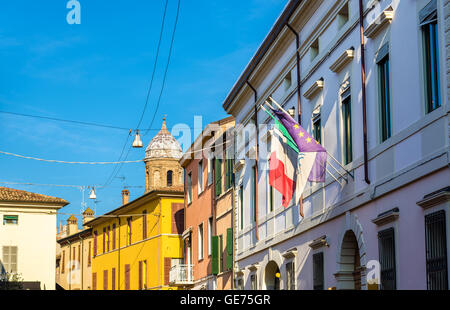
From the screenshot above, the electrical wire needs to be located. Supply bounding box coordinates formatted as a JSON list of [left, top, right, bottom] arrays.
[[0, 150, 143, 165], [0, 139, 233, 165], [145, 0, 181, 136], [136, 0, 169, 130], [0, 110, 164, 132]]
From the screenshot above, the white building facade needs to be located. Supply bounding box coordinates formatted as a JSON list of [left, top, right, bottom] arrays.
[[0, 187, 68, 290], [224, 0, 450, 290]]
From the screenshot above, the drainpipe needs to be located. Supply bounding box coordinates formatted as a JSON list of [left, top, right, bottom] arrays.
[[118, 216, 121, 290], [286, 22, 305, 217], [286, 23, 302, 125], [359, 0, 370, 184], [68, 240, 71, 290], [79, 235, 83, 290], [246, 81, 259, 241]]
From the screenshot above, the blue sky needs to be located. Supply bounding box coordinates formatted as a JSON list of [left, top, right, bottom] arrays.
[[0, 0, 288, 228]]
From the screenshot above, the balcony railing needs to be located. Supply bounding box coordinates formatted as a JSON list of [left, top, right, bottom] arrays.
[[169, 264, 194, 286]]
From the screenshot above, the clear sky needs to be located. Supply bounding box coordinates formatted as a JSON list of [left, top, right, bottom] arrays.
[[0, 0, 288, 229]]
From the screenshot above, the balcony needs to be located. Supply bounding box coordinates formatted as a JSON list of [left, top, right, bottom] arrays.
[[169, 264, 194, 286]]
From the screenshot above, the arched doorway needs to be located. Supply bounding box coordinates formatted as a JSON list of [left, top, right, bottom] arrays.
[[336, 230, 362, 290], [264, 261, 281, 290]]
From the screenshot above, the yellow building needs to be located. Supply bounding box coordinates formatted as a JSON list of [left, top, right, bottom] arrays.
[[85, 118, 185, 290]]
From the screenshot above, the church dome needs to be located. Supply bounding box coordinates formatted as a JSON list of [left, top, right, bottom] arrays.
[[145, 117, 182, 160]]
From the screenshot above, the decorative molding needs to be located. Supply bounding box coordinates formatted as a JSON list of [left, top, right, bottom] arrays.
[[417, 187, 450, 209], [303, 78, 324, 100], [248, 264, 259, 272], [233, 160, 245, 173], [182, 226, 192, 240], [308, 235, 329, 249], [371, 207, 399, 226], [282, 247, 298, 259], [246, 146, 257, 159], [235, 269, 244, 277], [365, 6, 394, 39], [329, 48, 355, 73]]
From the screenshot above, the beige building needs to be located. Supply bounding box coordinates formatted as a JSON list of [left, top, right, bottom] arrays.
[[0, 186, 68, 290], [56, 208, 94, 290]]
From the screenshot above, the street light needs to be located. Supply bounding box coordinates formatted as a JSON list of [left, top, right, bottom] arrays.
[[89, 187, 96, 200], [132, 130, 143, 148]]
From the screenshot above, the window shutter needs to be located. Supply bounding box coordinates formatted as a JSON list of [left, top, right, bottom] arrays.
[[93, 231, 97, 256], [211, 236, 219, 275], [219, 235, 223, 273], [125, 264, 130, 290], [92, 272, 97, 290], [215, 159, 222, 196], [378, 228, 396, 290], [226, 228, 233, 269], [103, 270, 108, 290]]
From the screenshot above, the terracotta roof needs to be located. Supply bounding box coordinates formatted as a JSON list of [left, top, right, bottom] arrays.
[[0, 187, 69, 205]]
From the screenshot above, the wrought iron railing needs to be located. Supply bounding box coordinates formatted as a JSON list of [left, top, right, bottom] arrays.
[[169, 264, 194, 285]]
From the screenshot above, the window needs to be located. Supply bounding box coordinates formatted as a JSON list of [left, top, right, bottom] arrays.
[[378, 228, 396, 290], [3, 215, 18, 225], [286, 261, 296, 290], [103, 227, 106, 253], [92, 272, 97, 290], [112, 224, 116, 250], [207, 158, 213, 186], [208, 217, 213, 256], [78, 245, 81, 265], [167, 170, 173, 187], [283, 71, 292, 91], [72, 247, 76, 270], [142, 210, 147, 240], [88, 242, 92, 266], [224, 150, 234, 191], [310, 38, 319, 61], [127, 217, 132, 245], [107, 226, 110, 252], [215, 158, 223, 196], [313, 252, 324, 290], [421, 0, 441, 113], [124, 264, 130, 290], [187, 172, 193, 204], [3, 246, 19, 274], [240, 185, 244, 229], [337, 2, 349, 29], [93, 231, 98, 256], [212, 235, 219, 275], [378, 45, 391, 142], [103, 270, 108, 290], [236, 278, 244, 290], [425, 210, 448, 290], [251, 165, 257, 222], [62, 250, 65, 273], [313, 114, 321, 145], [198, 223, 204, 261], [250, 274, 257, 290], [341, 88, 353, 165], [198, 160, 204, 194], [226, 228, 233, 270]]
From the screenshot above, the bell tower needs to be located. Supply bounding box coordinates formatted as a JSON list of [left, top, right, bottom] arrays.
[[144, 117, 183, 193]]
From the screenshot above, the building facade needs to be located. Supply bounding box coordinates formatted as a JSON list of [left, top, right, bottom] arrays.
[[0, 187, 68, 290], [223, 0, 449, 290], [176, 116, 235, 290], [56, 208, 94, 290], [85, 119, 185, 290]]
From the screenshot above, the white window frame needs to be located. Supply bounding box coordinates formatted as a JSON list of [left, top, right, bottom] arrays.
[[198, 223, 204, 261], [198, 160, 204, 195], [208, 217, 212, 256]]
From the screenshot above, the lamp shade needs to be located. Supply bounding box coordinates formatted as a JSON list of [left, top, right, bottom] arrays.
[[132, 130, 143, 148]]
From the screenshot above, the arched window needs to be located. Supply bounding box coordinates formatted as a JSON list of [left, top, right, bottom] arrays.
[[167, 170, 173, 187]]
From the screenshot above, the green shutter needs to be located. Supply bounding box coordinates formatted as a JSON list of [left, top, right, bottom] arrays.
[[211, 236, 219, 275], [215, 159, 222, 196], [219, 235, 223, 273], [226, 228, 233, 270]]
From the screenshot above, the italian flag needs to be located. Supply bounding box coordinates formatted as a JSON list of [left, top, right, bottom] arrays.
[[269, 126, 297, 208]]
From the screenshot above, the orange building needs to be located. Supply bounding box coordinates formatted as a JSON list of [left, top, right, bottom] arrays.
[[177, 116, 234, 290]]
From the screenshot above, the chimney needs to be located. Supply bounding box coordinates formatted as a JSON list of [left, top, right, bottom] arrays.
[[82, 207, 95, 229], [67, 215, 78, 236], [122, 189, 130, 205]]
